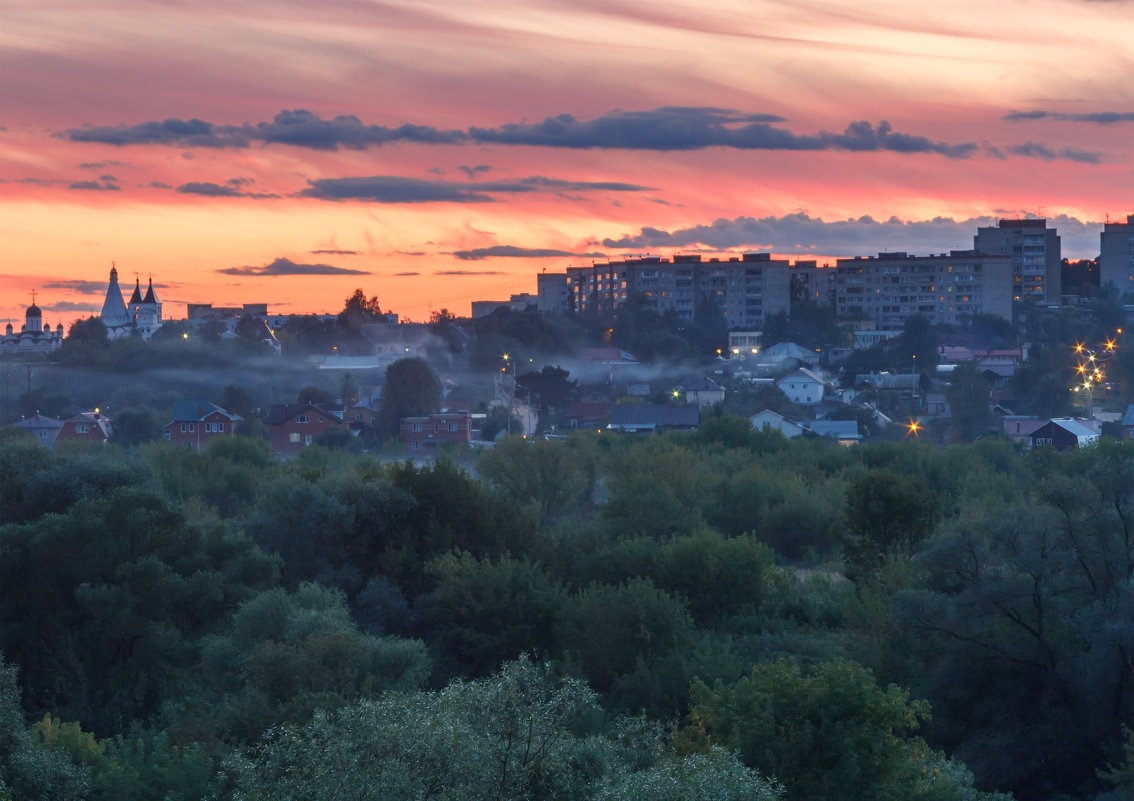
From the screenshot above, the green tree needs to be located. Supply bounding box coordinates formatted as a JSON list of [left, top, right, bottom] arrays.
[[555, 578, 694, 710], [424, 553, 564, 677], [296, 385, 334, 406], [0, 655, 91, 801], [222, 656, 603, 801], [477, 434, 599, 524], [194, 583, 430, 744], [109, 404, 164, 447], [514, 365, 575, 426], [841, 469, 941, 582], [377, 357, 442, 438], [0, 486, 277, 734], [596, 747, 782, 801], [899, 314, 939, 374], [688, 658, 979, 801], [222, 384, 254, 418], [944, 362, 993, 443]]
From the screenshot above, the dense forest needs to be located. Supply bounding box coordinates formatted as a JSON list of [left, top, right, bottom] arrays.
[[2, 423, 1131, 800]]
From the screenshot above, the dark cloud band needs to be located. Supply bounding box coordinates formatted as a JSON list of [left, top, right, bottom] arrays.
[[452, 246, 607, 260], [1004, 110, 1134, 124], [60, 107, 1007, 160], [217, 257, 370, 276], [299, 175, 652, 203], [601, 212, 1103, 258]]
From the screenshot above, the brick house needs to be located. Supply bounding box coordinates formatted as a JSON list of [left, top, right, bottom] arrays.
[[400, 412, 473, 455], [268, 403, 345, 456], [55, 410, 113, 444], [164, 400, 242, 451]]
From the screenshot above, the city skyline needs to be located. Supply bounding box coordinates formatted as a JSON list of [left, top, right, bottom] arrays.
[[2, 0, 1132, 327]]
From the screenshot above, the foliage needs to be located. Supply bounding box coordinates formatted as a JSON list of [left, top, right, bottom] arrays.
[[841, 469, 941, 582], [0, 485, 277, 734], [376, 357, 442, 438], [689, 658, 946, 801], [477, 433, 599, 524], [944, 362, 993, 443], [223, 656, 607, 801], [110, 404, 165, 447]]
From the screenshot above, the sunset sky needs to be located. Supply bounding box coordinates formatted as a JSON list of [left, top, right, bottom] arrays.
[[2, 0, 1132, 327]]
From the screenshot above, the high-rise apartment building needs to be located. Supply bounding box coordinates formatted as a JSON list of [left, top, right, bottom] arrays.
[[565, 253, 790, 329], [536, 272, 569, 314], [789, 260, 837, 305], [835, 251, 1013, 330], [1099, 214, 1134, 296], [973, 218, 1061, 303]]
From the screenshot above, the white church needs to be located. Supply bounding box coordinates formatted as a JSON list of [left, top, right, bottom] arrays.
[[1, 293, 65, 354], [100, 264, 163, 339]]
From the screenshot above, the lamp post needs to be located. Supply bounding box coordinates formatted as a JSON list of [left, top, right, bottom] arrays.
[[1071, 332, 1121, 420]]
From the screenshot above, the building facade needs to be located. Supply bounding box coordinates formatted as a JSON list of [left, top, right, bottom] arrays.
[[789, 261, 837, 305], [56, 411, 113, 444], [537, 272, 569, 314], [268, 403, 344, 456], [973, 218, 1061, 303], [400, 412, 474, 454], [835, 251, 1013, 330], [565, 253, 790, 329], [1099, 214, 1134, 297], [164, 400, 242, 451]]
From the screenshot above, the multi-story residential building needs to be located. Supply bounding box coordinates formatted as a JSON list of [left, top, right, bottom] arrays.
[[973, 218, 1061, 303], [835, 251, 1013, 330], [537, 272, 569, 315], [565, 253, 790, 329], [789, 261, 837, 305], [400, 412, 474, 454], [1099, 214, 1134, 296]]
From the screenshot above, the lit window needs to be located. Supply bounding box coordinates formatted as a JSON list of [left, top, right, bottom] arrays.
[[289, 433, 301, 443]]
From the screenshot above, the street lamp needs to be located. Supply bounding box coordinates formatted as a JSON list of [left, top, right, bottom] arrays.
[[1070, 331, 1121, 419]]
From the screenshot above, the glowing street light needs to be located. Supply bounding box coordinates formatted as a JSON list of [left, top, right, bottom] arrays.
[[906, 418, 921, 438]]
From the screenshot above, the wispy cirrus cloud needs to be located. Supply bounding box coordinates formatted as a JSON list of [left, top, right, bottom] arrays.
[[1004, 109, 1134, 124], [453, 245, 606, 260], [310, 248, 361, 255], [217, 257, 369, 276]]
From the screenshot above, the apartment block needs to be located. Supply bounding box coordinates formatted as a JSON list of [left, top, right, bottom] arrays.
[[537, 272, 569, 314], [789, 260, 837, 305], [973, 218, 1061, 303], [835, 251, 1013, 330], [1099, 214, 1134, 296], [565, 253, 790, 329]]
